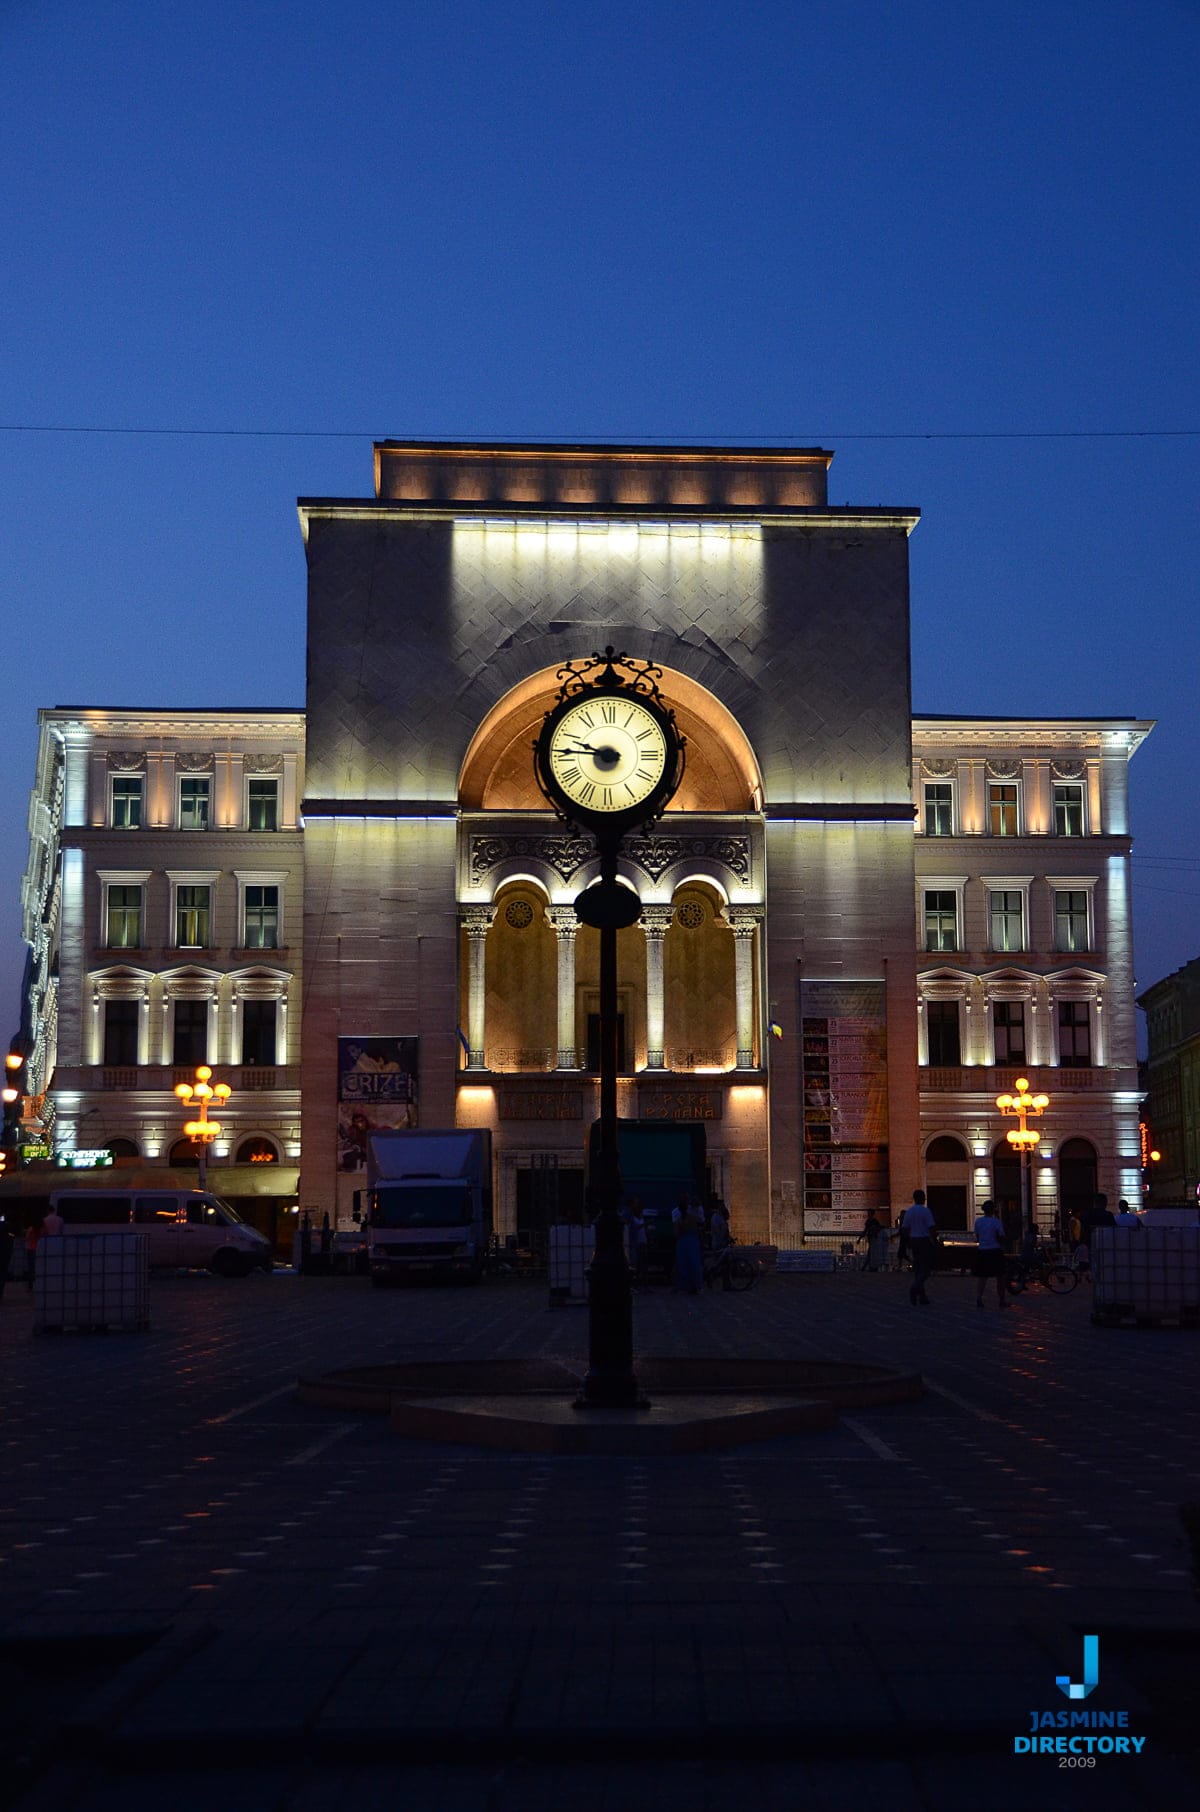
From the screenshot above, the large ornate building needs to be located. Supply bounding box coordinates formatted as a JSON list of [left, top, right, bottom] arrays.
[[13, 442, 1152, 1249]]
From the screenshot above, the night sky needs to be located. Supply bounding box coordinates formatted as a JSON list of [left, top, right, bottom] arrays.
[[2, 0, 1197, 1040]]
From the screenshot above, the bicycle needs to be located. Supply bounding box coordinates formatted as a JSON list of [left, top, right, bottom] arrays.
[[704, 1243, 758, 1291], [1005, 1249, 1079, 1296]]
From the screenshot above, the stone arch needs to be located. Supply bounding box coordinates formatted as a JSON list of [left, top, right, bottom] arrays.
[[663, 881, 737, 1072], [458, 658, 763, 813]]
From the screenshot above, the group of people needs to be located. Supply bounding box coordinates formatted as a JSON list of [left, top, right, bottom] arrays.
[[620, 1193, 733, 1294]]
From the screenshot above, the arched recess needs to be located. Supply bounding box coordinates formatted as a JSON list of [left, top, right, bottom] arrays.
[[106, 1137, 140, 1162], [664, 883, 736, 1071], [923, 1134, 970, 1229], [169, 1136, 200, 1168], [458, 660, 763, 813], [476, 880, 557, 1071], [1059, 1137, 1099, 1227], [237, 1134, 279, 1164]]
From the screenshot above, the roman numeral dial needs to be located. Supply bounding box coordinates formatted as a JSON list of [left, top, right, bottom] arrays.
[[544, 695, 671, 814]]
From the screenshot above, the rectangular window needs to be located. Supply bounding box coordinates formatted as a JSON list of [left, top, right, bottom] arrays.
[[924, 889, 958, 952], [179, 776, 211, 830], [988, 784, 1019, 836], [988, 889, 1024, 953], [924, 783, 953, 836], [1055, 890, 1090, 953], [243, 884, 279, 949], [172, 999, 208, 1066], [1053, 783, 1085, 836], [103, 999, 139, 1067], [175, 884, 211, 948], [926, 1000, 961, 1066], [106, 884, 143, 949], [247, 778, 279, 831], [241, 999, 278, 1066], [111, 775, 143, 829], [1058, 1000, 1092, 1065], [993, 1000, 1026, 1064]]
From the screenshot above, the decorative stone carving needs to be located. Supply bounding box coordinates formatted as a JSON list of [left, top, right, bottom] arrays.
[[243, 754, 284, 774], [106, 752, 146, 771], [1050, 760, 1086, 780], [504, 899, 534, 929], [176, 752, 215, 773], [921, 759, 956, 779], [469, 831, 752, 888], [985, 759, 1021, 779]]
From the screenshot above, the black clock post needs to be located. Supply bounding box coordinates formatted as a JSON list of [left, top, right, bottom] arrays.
[[534, 649, 685, 1409]]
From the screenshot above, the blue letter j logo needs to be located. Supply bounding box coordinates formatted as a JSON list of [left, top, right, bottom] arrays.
[[1056, 1634, 1100, 1700]]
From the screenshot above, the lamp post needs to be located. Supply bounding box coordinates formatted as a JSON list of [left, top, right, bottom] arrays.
[[2, 1052, 23, 1164], [996, 1077, 1049, 1237], [174, 1065, 231, 1190]]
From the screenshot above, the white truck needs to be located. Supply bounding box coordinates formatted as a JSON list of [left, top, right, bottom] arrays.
[[364, 1128, 493, 1285]]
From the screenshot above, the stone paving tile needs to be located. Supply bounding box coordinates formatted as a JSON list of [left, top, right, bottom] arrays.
[[2, 1271, 1200, 1806]]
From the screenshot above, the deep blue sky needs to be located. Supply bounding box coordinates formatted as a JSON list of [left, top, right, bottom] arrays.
[[2, 0, 1197, 1039]]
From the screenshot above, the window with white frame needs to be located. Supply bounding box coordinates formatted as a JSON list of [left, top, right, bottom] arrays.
[[924, 889, 959, 951], [235, 871, 287, 950], [925, 999, 962, 1066], [1055, 889, 1090, 952], [174, 885, 212, 948], [110, 773, 143, 829], [1053, 782, 1085, 837], [1057, 999, 1092, 1065], [987, 782, 1020, 836], [99, 871, 150, 950], [992, 999, 1027, 1065], [923, 782, 954, 836], [178, 775, 211, 830], [246, 777, 279, 832], [988, 889, 1025, 953]]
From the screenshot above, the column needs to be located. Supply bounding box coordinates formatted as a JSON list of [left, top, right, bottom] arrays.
[[546, 906, 581, 1069], [640, 905, 674, 1069], [725, 907, 763, 1070], [460, 907, 495, 1070]]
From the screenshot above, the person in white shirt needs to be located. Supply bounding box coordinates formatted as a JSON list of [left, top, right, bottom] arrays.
[[900, 1190, 936, 1306], [973, 1198, 1009, 1310]]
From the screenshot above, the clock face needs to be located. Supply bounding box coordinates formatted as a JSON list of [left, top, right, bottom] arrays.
[[545, 694, 670, 814]]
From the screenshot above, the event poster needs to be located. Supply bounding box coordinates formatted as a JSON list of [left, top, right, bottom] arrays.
[[337, 1036, 419, 1170], [800, 981, 889, 1231]]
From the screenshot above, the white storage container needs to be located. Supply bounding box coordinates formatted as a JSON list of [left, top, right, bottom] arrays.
[[34, 1232, 150, 1333], [1091, 1227, 1200, 1323], [548, 1223, 595, 1304]]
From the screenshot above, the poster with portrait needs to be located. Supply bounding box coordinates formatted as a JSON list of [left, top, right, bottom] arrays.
[[337, 1037, 419, 1171]]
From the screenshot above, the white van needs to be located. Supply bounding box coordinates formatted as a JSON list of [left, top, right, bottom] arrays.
[[49, 1189, 272, 1277]]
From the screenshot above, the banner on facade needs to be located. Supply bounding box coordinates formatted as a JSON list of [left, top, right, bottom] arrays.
[[337, 1036, 418, 1170], [800, 981, 889, 1223]]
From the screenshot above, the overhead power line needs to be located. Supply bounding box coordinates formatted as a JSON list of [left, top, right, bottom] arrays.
[[0, 423, 1197, 445]]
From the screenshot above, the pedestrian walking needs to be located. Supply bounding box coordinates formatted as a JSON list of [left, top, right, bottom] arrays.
[[0, 1217, 13, 1304], [24, 1214, 44, 1292], [671, 1195, 704, 1295], [1115, 1200, 1141, 1229], [623, 1197, 649, 1284], [901, 1189, 936, 1306], [708, 1197, 733, 1291], [856, 1208, 884, 1272], [973, 1198, 1008, 1309]]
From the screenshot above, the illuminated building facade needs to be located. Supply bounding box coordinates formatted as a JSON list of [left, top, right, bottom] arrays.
[[17, 708, 304, 1243], [13, 443, 1151, 1248], [298, 442, 1151, 1242], [1138, 957, 1200, 1202]]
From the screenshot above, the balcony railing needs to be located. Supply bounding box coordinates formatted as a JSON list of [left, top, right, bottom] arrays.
[[923, 1065, 1104, 1091], [65, 1066, 300, 1093]]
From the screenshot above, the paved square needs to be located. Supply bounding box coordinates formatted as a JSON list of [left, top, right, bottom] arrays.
[[2, 1266, 1197, 1808]]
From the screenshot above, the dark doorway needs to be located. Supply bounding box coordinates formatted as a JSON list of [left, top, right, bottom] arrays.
[[925, 1135, 968, 1228], [516, 1161, 585, 1261], [1059, 1138, 1098, 1234], [926, 1185, 967, 1228], [585, 1012, 626, 1073], [992, 1142, 1023, 1227]]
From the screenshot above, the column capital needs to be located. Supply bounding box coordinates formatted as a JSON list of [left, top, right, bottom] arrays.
[[640, 904, 675, 937], [723, 905, 764, 937], [545, 905, 580, 939], [459, 905, 496, 940]]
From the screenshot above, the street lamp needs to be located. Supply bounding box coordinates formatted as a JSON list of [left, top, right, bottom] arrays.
[[996, 1077, 1050, 1237], [174, 1065, 231, 1190], [2, 1052, 22, 1159]]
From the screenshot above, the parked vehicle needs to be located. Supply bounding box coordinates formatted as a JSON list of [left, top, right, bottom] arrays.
[[364, 1129, 493, 1284], [31, 1187, 271, 1276]]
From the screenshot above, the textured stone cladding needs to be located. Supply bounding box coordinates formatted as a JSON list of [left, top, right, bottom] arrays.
[[303, 516, 914, 808]]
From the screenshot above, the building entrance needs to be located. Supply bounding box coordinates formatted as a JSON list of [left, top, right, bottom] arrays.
[[515, 1159, 585, 1261]]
